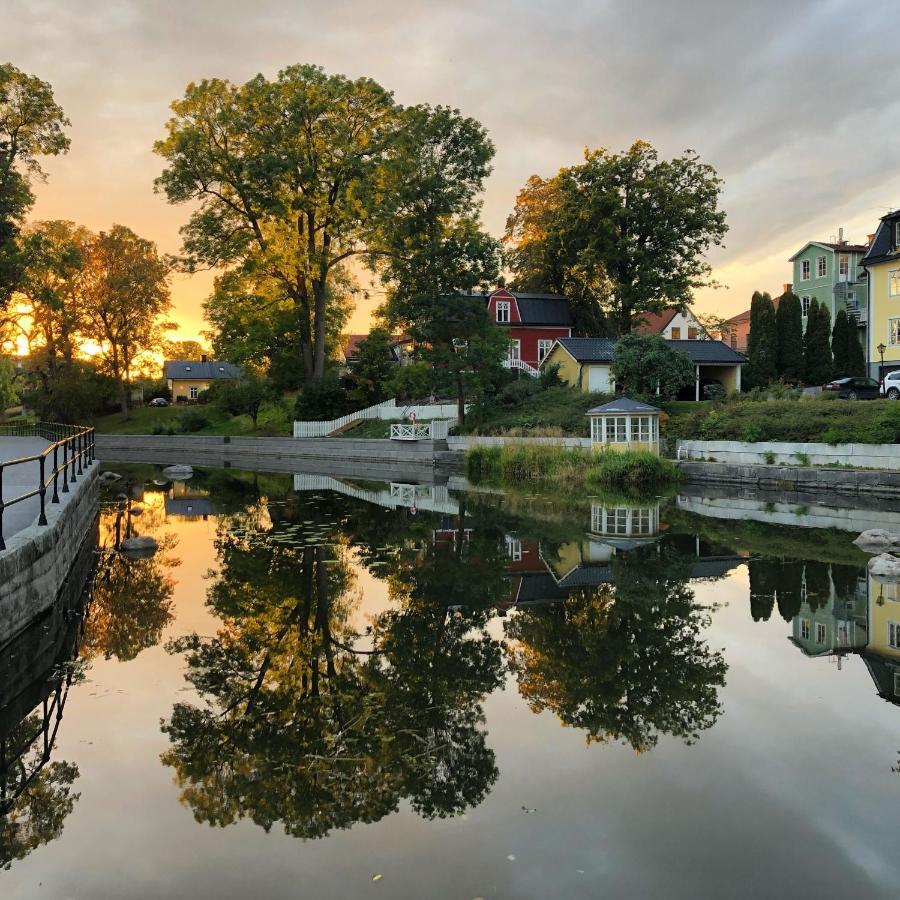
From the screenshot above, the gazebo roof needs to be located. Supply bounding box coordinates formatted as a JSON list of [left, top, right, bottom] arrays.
[[586, 397, 662, 416]]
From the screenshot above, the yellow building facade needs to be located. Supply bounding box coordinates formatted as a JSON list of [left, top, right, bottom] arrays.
[[862, 211, 900, 377]]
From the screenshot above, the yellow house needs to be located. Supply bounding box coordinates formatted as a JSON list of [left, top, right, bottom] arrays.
[[164, 358, 243, 401], [861, 211, 900, 380], [586, 397, 662, 455], [865, 572, 900, 704], [540, 337, 745, 399]]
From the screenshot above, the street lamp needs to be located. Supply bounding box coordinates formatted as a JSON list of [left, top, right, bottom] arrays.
[[877, 342, 886, 380]]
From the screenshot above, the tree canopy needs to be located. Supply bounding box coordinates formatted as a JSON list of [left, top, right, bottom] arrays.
[[776, 291, 804, 382], [746, 291, 777, 388], [503, 141, 727, 335], [803, 298, 832, 386], [611, 332, 694, 400]]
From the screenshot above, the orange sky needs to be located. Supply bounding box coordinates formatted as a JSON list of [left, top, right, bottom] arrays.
[[7, 1, 900, 345]]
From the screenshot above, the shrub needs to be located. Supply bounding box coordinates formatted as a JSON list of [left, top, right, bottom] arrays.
[[179, 409, 210, 433], [294, 374, 356, 421]]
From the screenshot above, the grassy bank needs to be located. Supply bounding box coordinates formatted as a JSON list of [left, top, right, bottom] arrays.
[[467, 444, 678, 490], [667, 397, 900, 445]]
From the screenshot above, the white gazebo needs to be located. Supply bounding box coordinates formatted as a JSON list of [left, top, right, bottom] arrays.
[[586, 397, 663, 455]]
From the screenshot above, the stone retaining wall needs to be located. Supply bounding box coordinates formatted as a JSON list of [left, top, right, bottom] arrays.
[[677, 459, 900, 498], [0, 465, 99, 643], [677, 439, 899, 469], [446, 435, 591, 450]]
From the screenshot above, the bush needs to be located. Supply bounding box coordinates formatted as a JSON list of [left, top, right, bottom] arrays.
[[179, 409, 210, 433], [294, 374, 356, 421]]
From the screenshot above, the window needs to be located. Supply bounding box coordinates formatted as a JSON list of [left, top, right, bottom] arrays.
[[687, 327, 698, 339], [801, 296, 811, 317], [839, 255, 849, 279], [505, 535, 522, 562], [538, 339, 553, 362], [889, 318, 900, 346], [671, 327, 681, 339], [630, 416, 650, 443], [730, 335, 737, 350], [184, 365, 192, 372], [800, 619, 810, 640], [889, 621, 900, 650], [895, 222, 900, 248], [816, 255, 827, 278], [890, 270, 900, 297], [189, 386, 199, 400], [496, 300, 510, 323], [508, 339, 521, 360], [847, 291, 854, 303], [815, 622, 826, 644], [605, 416, 627, 443], [801, 260, 810, 281]]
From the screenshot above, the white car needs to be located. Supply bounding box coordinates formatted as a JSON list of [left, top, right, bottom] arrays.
[[880, 370, 900, 399]]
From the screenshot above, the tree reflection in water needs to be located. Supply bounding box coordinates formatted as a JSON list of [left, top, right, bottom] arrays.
[[505, 545, 727, 752], [162, 499, 505, 838]]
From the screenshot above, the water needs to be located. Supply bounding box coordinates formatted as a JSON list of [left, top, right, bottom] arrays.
[[1, 467, 899, 898]]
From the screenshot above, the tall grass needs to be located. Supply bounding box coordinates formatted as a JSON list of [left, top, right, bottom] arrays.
[[466, 444, 678, 490]]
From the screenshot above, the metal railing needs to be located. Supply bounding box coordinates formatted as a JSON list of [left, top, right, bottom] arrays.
[[0, 421, 96, 550]]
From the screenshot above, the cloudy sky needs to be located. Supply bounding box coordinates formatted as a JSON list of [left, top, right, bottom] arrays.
[[3, 0, 900, 340]]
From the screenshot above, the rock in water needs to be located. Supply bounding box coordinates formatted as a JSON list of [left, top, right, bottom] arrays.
[[854, 529, 900, 553], [162, 464, 193, 480], [121, 535, 159, 558], [99, 471, 122, 484], [868, 553, 900, 582]]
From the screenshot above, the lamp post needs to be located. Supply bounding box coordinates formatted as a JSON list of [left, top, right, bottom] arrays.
[[877, 342, 886, 381]]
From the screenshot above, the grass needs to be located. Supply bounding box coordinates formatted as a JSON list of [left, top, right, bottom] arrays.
[[666, 397, 900, 445], [467, 444, 679, 490], [91, 399, 293, 437]]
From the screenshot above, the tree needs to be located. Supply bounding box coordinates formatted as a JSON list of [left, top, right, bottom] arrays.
[[79, 225, 172, 416], [0, 354, 17, 417], [165, 339, 204, 360], [208, 372, 273, 427], [347, 326, 396, 407], [831, 307, 850, 377], [503, 142, 728, 335], [610, 332, 694, 400], [745, 291, 777, 388], [155, 65, 406, 385], [776, 291, 804, 382], [803, 298, 832, 386], [846, 320, 866, 377], [0, 63, 71, 305]]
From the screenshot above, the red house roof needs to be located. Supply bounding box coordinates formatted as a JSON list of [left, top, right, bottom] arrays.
[[633, 308, 680, 335]]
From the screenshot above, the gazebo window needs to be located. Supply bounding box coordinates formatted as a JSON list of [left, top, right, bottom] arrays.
[[631, 416, 651, 442], [605, 417, 628, 442]]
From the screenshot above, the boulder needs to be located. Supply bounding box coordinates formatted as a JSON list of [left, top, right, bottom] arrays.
[[121, 535, 159, 559], [854, 529, 900, 553], [868, 553, 900, 582], [99, 471, 122, 484], [162, 464, 193, 480]]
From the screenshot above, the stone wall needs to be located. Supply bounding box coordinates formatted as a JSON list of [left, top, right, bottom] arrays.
[[676, 459, 900, 498], [0, 465, 99, 644], [677, 439, 900, 469], [446, 435, 592, 450]]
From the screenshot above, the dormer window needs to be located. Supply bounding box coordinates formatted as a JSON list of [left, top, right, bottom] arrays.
[[185, 366, 191, 372], [496, 300, 510, 323]]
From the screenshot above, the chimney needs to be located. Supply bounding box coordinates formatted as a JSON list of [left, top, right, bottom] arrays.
[[838, 226, 844, 244], [783, 283, 792, 294], [867, 233, 875, 244], [201, 354, 208, 363]]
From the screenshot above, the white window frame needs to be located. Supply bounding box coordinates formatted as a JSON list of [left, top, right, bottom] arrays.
[[816, 255, 827, 278], [889, 318, 900, 347], [839, 255, 849, 279], [505, 535, 522, 562], [890, 269, 900, 298], [800, 619, 810, 640], [496, 300, 511, 323], [801, 296, 811, 317], [815, 622, 826, 644], [508, 339, 521, 360], [537, 339, 553, 362], [889, 620, 900, 650], [605, 416, 628, 443], [189, 385, 199, 400], [801, 259, 811, 281]]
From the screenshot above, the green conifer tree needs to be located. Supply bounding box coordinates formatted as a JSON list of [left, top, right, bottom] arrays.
[[776, 291, 804, 382], [746, 291, 777, 388], [831, 308, 850, 377], [803, 299, 833, 385], [845, 321, 867, 377]]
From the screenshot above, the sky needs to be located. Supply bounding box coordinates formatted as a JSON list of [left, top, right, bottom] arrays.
[[3, 0, 900, 343]]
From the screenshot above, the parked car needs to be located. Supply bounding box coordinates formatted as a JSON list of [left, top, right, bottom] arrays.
[[822, 376, 881, 400], [880, 370, 900, 400], [149, 397, 170, 407]]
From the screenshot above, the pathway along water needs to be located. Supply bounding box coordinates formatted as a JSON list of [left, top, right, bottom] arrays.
[[1, 465, 899, 898]]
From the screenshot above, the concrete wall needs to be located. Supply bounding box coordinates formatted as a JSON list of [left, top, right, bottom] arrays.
[[0, 465, 99, 644], [447, 435, 592, 450], [677, 459, 900, 498], [677, 439, 900, 469]]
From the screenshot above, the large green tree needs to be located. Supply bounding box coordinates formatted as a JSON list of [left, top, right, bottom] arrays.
[[503, 141, 728, 335], [746, 291, 777, 388], [0, 63, 70, 305], [775, 291, 804, 382], [803, 298, 832, 386], [831, 307, 850, 377], [611, 332, 694, 400]]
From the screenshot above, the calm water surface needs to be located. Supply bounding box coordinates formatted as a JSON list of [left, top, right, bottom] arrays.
[[1, 467, 899, 899]]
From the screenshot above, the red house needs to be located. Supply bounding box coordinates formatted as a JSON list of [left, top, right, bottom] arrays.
[[478, 289, 573, 370]]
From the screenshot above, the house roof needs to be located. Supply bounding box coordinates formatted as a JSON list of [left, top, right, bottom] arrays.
[[788, 240, 869, 261], [861, 212, 900, 267], [633, 308, 680, 335], [723, 294, 784, 327], [164, 360, 243, 380], [469, 291, 573, 326], [587, 397, 662, 416], [342, 333, 408, 359], [555, 336, 745, 365]]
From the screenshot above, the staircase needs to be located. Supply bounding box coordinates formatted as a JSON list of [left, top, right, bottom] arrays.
[[502, 357, 541, 378]]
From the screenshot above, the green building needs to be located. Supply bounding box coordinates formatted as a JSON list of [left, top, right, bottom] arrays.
[[788, 231, 869, 334]]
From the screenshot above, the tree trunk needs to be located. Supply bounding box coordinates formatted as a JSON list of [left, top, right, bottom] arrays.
[[456, 373, 466, 424], [312, 282, 327, 382]]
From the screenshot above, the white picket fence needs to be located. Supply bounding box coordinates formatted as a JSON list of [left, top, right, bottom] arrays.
[[294, 399, 463, 438]]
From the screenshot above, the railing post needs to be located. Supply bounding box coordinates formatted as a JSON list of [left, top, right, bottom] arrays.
[[37, 455, 48, 526], [76, 430, 83, 476], [61, 437, 69, 494], [69, 428, 77, 484], [0, 464, 5, 551], [51, 442, 60, 504]]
